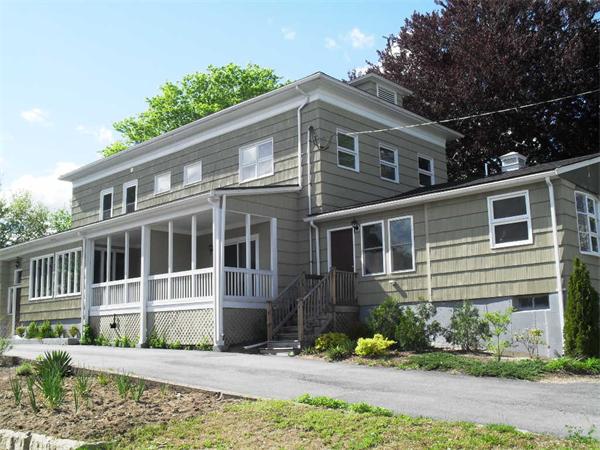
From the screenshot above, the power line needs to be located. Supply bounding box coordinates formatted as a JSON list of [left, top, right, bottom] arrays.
[[347, 88, 600, 136]]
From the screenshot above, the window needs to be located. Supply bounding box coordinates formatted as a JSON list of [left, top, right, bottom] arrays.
[[154, 172, 171, 195], [93, 249, 125, 283], [513, 295, 550, 311], [99, 188, 114, 220], [575, 191, 599, 255], [417, 155, 434, 187], [388, 216, 415, 272], [361, 221, 385, 275], [376, 84, 397, 105], [29, 254, 54, 300], [13, 269, 22, 285], [224, 239, 257, 269], [337, 130, 359, 172], [239, 138, 273, 183], [122, 180, 137, 214], [184, 161, 203, 186], [487, 191, 532, 248], [54, 248, 81, 296], [379, 145, 399, 182]]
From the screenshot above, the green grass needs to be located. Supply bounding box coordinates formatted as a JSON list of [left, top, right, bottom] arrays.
[[111, 398, 598, 449]]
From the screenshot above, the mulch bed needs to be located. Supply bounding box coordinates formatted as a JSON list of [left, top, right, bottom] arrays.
[[0, 363, 238, 442]]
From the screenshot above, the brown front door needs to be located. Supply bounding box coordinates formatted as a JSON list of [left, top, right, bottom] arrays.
[[329, 228, 355, 272]]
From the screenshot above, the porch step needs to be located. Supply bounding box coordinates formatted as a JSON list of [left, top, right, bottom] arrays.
[[259, 339, 301, 356]]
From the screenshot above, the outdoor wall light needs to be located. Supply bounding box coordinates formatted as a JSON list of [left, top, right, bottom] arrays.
[[351, 219, 359, 231]]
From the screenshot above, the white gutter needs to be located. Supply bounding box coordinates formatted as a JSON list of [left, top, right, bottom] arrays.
[[295, 86, 310, 188], [213, 186, 300, 196], [545, 177, 565, 349]]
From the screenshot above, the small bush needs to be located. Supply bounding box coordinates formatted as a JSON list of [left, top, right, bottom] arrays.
[[16, 326, 26, 337], [444, 301, 490, 352], [16, 362, 33, 377], [355, 334, 395, 357], [80, 324, 94, 345], [148, 331, 167, 349], [315, 332, 352, 352], [95, 334, 111, 346], [39, 320, 54, 338], [97, 373, 110, 386], [545, 357, 600, 375], [26, 322, 39, 339], [196, 338, 213, 351], [69, 325, 79, 338], [514, 328, 545, 358], [115, 372, 133, 399], [10, 377, 22, 406], [114, 336, 134, 348], [0, 337, 9, 355], [367, 297, 404, 340], [395, 302, 441, 351], [296, 394, 393, 416], [169, 340, 182, 350], [34, 350, 72, 378], [131, 380, 146, 402], [54, 323, 64, 338], [325, 340, 355, 361], [484, 308, 513, 361]]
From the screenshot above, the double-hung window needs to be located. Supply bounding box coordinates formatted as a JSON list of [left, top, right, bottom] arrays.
[[239, 138, 274, 183], [575, 191, 599, 255], [487, 191, 532, 248], [379, 145, 399, 182], [417, 155, 434, 187], [29, 254, 54, 300], [388, 216, 415, 272], [100, 188, 114, 220], [184, 161, 203, 186], [55, 248, 81, 296], [154, 171, 171, 195], [361, 221, 385, 275], [337, 130, 359, 172], [122, 180, 137, 214]]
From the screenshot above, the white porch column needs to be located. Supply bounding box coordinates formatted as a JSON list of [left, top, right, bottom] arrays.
[[124, 231, 130, 304], [10, 288, 16, 337], [210, 195, 225, 350], [245, 214, 251, 297], [138, 225, 151, 347], [191, 215, 197, 298], [105, 236, 111, 304], [168, 220, 173, 300], [270, 217, 278, 298], [81, 238, 94, 328]]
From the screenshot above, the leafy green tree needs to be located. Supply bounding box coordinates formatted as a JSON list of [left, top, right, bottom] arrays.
[[0, 192, 71, 248], [484, 308, 514, 361], [564, 258, 600, 358], [444, 301, 490, 352], [102, 63, 285, 157]]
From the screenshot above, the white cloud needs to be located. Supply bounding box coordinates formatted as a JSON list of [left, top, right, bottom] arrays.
[[353, 65, 370, 77], [346, 27, 374, 49], [76, 125, 115, 144], [1, 162, 79, 210], [20, 108, 50, 125], [281, 27, 296, 40], [324, 37, 338, 49]]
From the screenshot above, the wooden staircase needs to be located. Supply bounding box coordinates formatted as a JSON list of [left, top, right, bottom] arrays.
[[260, 269, 356, 355]]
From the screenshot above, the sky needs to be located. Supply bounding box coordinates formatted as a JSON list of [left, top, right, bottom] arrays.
[[0, 0, 438, 210]]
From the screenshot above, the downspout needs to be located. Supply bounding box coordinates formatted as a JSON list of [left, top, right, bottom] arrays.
[[545, 177, 565, 351], [296, 86, 312, 272]]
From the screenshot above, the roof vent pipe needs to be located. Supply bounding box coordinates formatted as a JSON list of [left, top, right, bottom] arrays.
[[499, 152, 527, 172]]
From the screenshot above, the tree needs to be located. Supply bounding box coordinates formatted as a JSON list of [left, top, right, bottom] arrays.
[[0, 192, 71, 248], [564, 258, 599, 358], [484, 308, 514, 361], [102, 63, 285, 157], [363, 0, 599, 181]]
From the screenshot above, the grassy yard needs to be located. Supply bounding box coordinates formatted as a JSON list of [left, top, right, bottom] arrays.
[[113, 397, 599, 449]]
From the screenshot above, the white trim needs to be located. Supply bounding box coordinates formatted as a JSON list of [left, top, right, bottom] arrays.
[[326, 226, 356, 272], [54, 247, 82, 298], [29, 252, 55, 300], [555, 156, 600, 174], [99, 187, 114, 221], [122, 179, 138, 214], [154, 171, 172, 195], [238, 137, 274, 183], [487, 190, 533, 249], [183, 160, 203, 186], [360, 220, 385, 276], [336, 128, 359, 172], [574, 190, 600, 256], [417, 154, 435, 187], [376, 83, 398, 105], [387, 215, 415, 274], [379, 144, 399, 183]]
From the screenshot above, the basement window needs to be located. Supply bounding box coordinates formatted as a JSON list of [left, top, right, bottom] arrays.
[[513, 295, 550, 311]]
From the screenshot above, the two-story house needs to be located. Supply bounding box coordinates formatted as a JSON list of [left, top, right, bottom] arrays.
[[0, 72, 598, 356]]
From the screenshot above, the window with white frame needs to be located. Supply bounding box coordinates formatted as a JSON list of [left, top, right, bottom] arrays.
[[417, 156, 434, 187], [575, 191, 599, 255], [388, 216, 415, 272], [239, 138, 273, 183], [379, 145, 399, 182], [55, 248, 81, 296], [154, 172, 171, 195], [361, 221, 385, 275], [122, 180, 137, 214], [100, 188, 113, 220], [184, 161, 203, 186], [29, 254, 54, 300], [513, 295, 549, 311], [487, 191, 532, 248], [337, 130, 359, 172]]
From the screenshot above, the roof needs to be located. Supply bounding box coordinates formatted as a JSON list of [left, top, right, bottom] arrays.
[[307, 152, 600, 220]]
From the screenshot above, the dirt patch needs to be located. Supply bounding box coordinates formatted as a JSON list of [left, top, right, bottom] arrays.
[[0, 365, 238, 442]]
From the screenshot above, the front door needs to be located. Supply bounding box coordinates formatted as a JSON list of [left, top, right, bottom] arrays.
[[328, 228, 355, 272]]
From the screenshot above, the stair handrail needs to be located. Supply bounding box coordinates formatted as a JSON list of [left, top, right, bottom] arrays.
[[267, 272, 304, 341], [297, 270, 334, 345]]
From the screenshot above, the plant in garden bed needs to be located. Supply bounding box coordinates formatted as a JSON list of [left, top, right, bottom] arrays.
[[395, 302, 441, 351], [484, 308, 513, 361], [545, 356, 600, 375], [10, 377, 22, 406], [443, 301, 490, 352], [97, 373, 110, 386], [34, 350, 72, 378], [0, 337, 10, 355], [514, 328, 545, 358], [53, 323, 64, 338], [114, 335, 134, 348], [95, 334, 111, 346], [169, 340, 182, 350], [69, 325, 79, 338], [39, 320, 54, 338], [16, 362, 33, 377], [131, 380, 146, 402], [355, 334, 395, 357], [74, 370, 94, 405], [26, 376, 38, 413], [16, 326, 25, 337], [80, 324, 95, 345], [115, 372, 133, 399], [26, 321, 39, 339], [196, 337, 213, 351], [37, 366, 65, 410], [148, 331, 168, 349]]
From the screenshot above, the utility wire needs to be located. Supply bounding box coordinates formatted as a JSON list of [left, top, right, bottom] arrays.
[[347, 88, 600, 136]]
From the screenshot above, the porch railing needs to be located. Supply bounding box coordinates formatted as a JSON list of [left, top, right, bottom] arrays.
[[148, 268, 213, 302], [224, 267, 274, 299], [91, 278, 141, 307]]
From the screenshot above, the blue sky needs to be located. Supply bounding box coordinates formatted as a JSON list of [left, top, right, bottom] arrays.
[[0, 0, 438, 209]]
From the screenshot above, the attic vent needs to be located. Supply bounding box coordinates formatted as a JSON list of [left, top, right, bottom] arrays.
[[377, 85, 397, 104], [500, 152, 527, 172]]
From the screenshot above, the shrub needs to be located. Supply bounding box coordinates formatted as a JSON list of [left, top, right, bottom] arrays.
[[37, 366, 65, 410], [10, 377, 22, 406], [325, 339, 355, 361], [564, 258, 600, 358], [80, 324, 94, 345], [148, 331, 167, 349], [95, 334, 111, 346], [34, 350, 72, 379], [196, 337, 213, 351], [395, 302, 441, 351], [114, 336, 134, 348], [484, 308, 513, 361], [0, 337, 9, 355], [169, 340, 182, 350], [545, 357, 600, 375], [514, 328, 545, 358], [16, 326, 25, 337], [54, 323, 64, 338], [444, 301, 490, 352], [315, 332, 352, 352], [69, 325, 79, 338], [16, 362, 33, 377], [26, 322, 39, 339], [367, 297, 403, 340], [39, 320, 54, 338], [355, 334, 395, 357]]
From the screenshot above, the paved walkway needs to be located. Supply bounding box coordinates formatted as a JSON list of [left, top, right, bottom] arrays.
[[7, 343, 599, 438]]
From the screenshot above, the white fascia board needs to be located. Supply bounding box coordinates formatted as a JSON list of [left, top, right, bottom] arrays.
[[0, 232, 84, 260], [213, 186, 300, 196], [554, 155, 600, 175], [305, 170, 557, 223]]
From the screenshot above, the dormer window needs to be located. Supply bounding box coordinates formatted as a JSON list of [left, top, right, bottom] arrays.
[[376, 84, 397, 105], [123, 180, 137, 214], [99, 188, 113, 220]]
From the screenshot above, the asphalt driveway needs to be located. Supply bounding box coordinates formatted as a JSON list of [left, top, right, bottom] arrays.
[[7, 343, 599, 438]]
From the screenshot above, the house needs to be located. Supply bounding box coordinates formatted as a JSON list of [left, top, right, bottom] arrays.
[[0, 72, 598, 356]]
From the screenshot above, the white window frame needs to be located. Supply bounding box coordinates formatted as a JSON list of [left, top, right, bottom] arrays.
[[387, 215, 416, 274], [28, 253, 55, 301], [13, 268, 23, 286], [574, 190, 600, 256], [54, 247, 82, 298], [487, 190, 533, 249], [336, 128, 359, 172], [326, 226, 356, 271], [238, 138, 274, 183], [99, 187, 114, 221], [224, 234, 260, 269], [417, 155, 435, 187], [183, 160, 203, 186], [376, 83, 397, 105], [154, 171, 171, 195], [379, 144, 399, 183], [122, 179, 138, 214], [512, 294, 550, 312], [360, 220, 386, 276]]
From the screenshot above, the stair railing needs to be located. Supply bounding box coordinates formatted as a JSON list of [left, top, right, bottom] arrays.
[[266, 273, 304, 341], [297, 270, 334, 345]]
